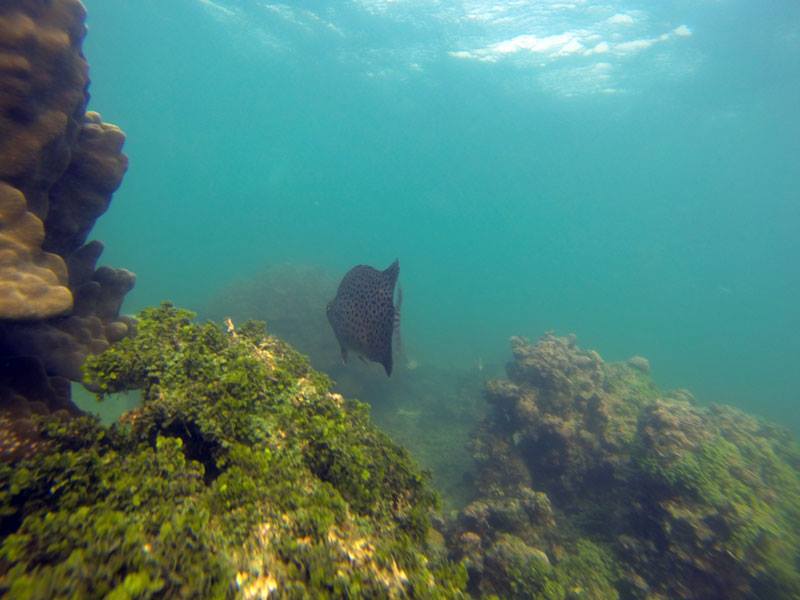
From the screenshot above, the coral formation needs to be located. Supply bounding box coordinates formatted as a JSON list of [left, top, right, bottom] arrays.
[[450, 333, 800, 599], [0, 304, 467, 597], [0, 0, 134, 430], [0, 182, 71, 320]]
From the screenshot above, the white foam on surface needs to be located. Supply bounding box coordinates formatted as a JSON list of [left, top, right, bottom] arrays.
[[191, 0, 697, 97], [196, 0, 237, 18], [608, 13, 635, 26], [673, 24, 692, 37]]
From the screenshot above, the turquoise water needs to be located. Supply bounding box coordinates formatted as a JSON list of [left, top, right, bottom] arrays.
[[81, 1, 799, 431]]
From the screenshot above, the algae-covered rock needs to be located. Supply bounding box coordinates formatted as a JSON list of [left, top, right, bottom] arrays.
[[451, 333, 800, 599], [628, 400, 800, 599], [0, 303, 467, 598]]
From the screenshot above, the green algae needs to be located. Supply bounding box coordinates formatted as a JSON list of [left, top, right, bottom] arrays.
[[482, 533, 559, 599], [635, 404, 800, 598], [0, 303, 467, 598], [478, 535, 618, 600]]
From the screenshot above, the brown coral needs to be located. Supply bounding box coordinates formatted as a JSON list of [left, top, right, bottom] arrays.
[[44, 112, 128, 256], [0, 181, 72, 319], [0, 0, 89, 210], [0, 0, 134, 444]]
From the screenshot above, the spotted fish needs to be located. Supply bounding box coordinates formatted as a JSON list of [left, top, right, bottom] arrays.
[[326, 259, 401, 376]]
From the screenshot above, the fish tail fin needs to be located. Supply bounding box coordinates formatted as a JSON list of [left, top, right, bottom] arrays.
[[394, 285, 402, 329], [394, 325, 404, 362], [383, 259, 401, 377], [393, 285, 404, 364], [384, 258, 400, 287]]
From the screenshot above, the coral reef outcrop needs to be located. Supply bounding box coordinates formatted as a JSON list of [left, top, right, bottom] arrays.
[[0, 304, 467, 597], [0, 0, 134, 442], [449, 333, 800, 599]]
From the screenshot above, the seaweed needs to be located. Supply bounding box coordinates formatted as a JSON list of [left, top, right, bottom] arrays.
[[0, 303, 466, 598]]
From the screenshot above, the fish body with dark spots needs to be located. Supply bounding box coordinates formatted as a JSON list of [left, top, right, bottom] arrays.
[[327, 259, 400, 376]]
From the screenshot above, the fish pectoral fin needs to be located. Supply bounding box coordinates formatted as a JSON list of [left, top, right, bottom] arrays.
[[340, 346, 349, 364], [358, 355, 369, 365]]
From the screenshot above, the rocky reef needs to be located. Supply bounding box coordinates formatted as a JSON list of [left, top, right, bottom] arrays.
[[0, 304, 467, 597], [0, 0, 134, 458], [449, 333, 800, 599]]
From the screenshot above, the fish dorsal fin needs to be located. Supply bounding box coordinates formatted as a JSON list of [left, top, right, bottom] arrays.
[[383, 259, 399, 287]]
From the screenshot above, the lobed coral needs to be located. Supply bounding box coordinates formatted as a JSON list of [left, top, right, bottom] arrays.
[[450, 333, 800, 599], [0, 181, 72, 320], [0, 304, 468, 598], [0, 0, 134, 443]]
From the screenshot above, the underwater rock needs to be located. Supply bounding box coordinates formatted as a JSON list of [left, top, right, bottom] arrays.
[[480, 333, 646, 507], [481, 534, 552, 598], [0, 0, 134, 428], [450, 333, 800, 599], [0, 304, 468, 597], [626, 355, 650, 374]]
